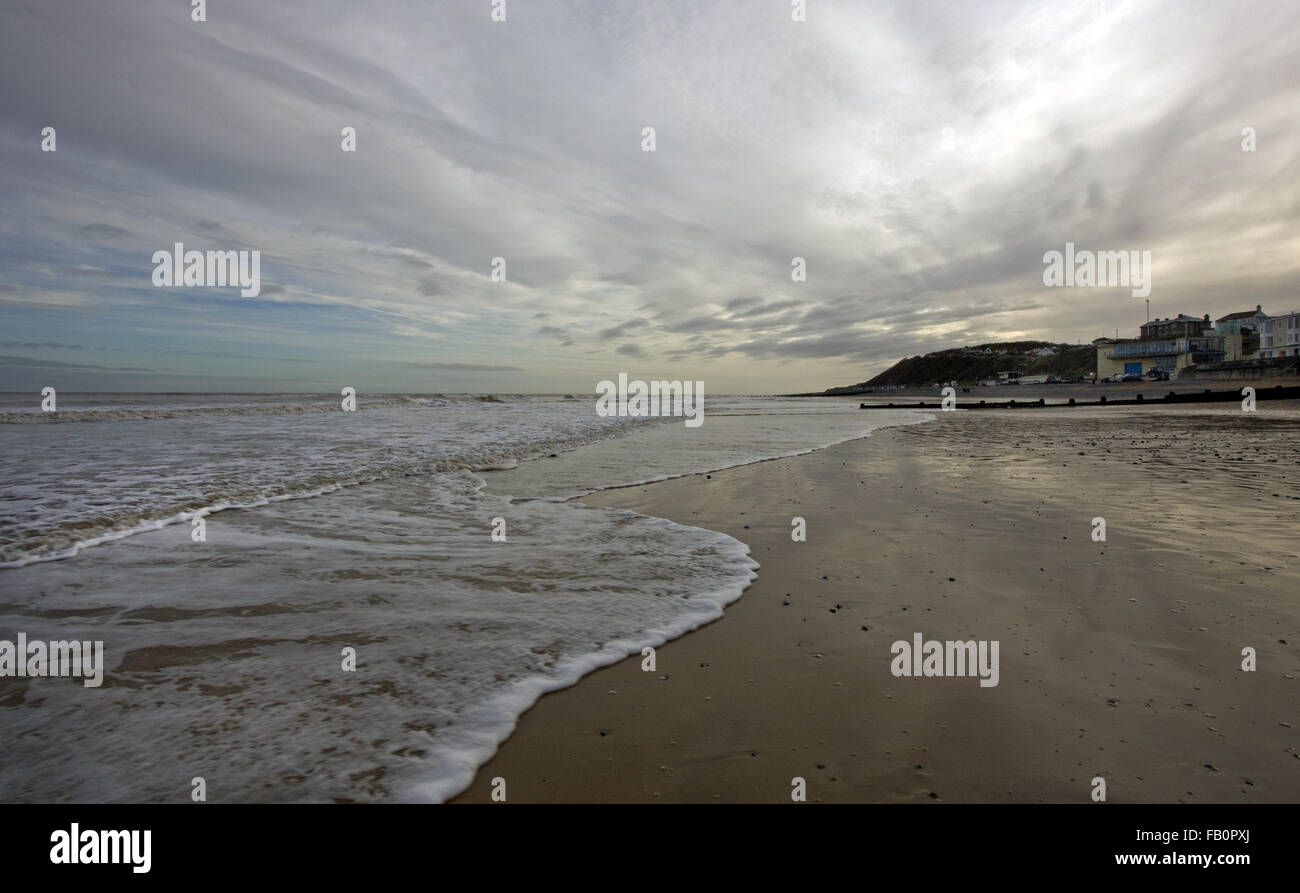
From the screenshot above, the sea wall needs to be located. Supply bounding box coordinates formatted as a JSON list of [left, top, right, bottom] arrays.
[[1178, 357, 1300, 381]]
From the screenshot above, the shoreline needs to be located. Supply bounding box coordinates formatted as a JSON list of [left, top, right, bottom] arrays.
[[450, 407, 1300, 803]]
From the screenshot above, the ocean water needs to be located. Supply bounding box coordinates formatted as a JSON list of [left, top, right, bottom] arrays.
[[0, 392, 927, 802]]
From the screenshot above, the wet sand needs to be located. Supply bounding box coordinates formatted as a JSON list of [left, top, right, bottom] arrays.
[[451, 406, 1300, 803]]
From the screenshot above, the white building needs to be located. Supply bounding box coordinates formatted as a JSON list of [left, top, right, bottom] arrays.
[[1258, 310, 1300, 358]]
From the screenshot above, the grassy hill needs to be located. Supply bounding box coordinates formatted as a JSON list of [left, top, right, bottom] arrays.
[[816, 342, 1095, 394]]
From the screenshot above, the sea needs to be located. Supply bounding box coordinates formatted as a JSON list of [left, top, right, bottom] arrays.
[[0, 392, 927, 802]]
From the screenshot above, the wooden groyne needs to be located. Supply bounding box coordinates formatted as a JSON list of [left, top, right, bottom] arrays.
[[859, 385, 1300, 410]]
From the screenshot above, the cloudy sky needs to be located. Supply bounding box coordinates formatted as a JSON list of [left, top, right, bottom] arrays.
[[1, 0, 1297, 394]]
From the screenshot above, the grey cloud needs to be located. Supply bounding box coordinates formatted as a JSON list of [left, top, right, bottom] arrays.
[[400, 362, 523, 372], [78, 223, 131, 239], [0, 354, 155, 372], [0, 340, 83, 349], [656, 315, 736, 334], [596, 319, 647, 339]]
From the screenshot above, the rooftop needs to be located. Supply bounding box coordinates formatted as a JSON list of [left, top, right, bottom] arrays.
[[1143, 314, 1206, 325], [1217, 305, 1265, 322]]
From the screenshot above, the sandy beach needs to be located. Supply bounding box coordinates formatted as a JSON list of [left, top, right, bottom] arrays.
[[452, 405, 1300, 803]]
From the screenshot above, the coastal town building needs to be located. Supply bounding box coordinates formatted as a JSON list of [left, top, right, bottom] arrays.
[[1097, 312, 1243, 379], [1138, 314, 1212, 340], [1097, 334, 1243, 379], [1258, 310, 1300, 358], [1216, 305, 1268, 357], [1215, 305, 1269, 336]]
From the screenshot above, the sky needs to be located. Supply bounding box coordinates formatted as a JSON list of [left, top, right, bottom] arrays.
[[1, 0, 1298, 394]]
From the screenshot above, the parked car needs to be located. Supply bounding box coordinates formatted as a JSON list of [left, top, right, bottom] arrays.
[[1120, 372, 1143, 382]]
